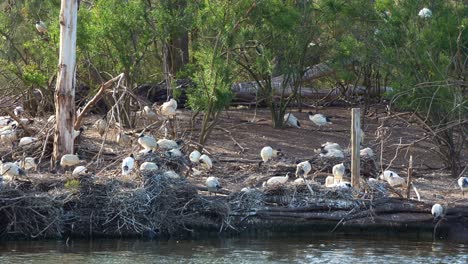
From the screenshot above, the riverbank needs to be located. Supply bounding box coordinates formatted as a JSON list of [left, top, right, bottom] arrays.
[[1, 168, 467, 242]]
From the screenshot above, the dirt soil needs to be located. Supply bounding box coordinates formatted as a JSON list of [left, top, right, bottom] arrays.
[[2, 104, 467, 207]]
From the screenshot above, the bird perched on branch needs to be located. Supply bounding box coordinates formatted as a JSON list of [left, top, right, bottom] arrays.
[[35, 21, 48, 34], [284, 113, 300, 128], [458, 177, 468, 197], [418, 7, 432, 18]]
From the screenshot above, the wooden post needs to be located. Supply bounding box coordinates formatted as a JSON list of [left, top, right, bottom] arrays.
[[351, 108, 361, 188], [406, 155, 413, 199], [52, 0, 79, 167]]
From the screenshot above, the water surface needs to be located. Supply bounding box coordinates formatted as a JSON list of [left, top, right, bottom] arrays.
[[0, 234, 466, 263]]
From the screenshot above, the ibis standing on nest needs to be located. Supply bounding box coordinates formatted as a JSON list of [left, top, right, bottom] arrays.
[[157, 138, 183, 150], [138, 133, 158, 150], [189, 150, 202, 163], [308, 112, 332, 129], [140, 161, 158, 172], [163, 170, 180, 179], [122, 154, 135, 176], [205, 176, 222, 195], [296, 160, 312, 179], [283, 113, 301, 128], [165, 148, 182, 158], [0, 160, 26, 181], [332, 163, 345, 183], [199, 154, 213, 170], [263, 173, 290, 187], [15, 157, 36, 171]]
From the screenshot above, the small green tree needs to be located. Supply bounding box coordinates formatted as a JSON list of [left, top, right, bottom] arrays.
[[233, 0, 316, 128], [376, 0, 468, 177], [186, 0, 235, 149]]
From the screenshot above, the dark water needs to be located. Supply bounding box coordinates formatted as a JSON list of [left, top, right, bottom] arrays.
[[0, 235, 466, 263]]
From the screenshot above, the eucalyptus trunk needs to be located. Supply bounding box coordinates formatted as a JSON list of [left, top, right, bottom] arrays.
[[53, 0, 78, 167]]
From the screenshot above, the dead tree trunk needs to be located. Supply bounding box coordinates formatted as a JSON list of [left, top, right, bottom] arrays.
[[52, 0, 78, 167]]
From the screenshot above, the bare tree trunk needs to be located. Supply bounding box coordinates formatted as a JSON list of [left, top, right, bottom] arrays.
[[163, 42, 173, 98], [52, 0, 78, 167], [168, 32, 189, 74]]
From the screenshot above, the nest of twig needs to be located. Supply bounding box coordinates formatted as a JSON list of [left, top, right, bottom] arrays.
[[228, 182, 359, 213], [0, 171, 231, 239], [0, 185, 67, 239]]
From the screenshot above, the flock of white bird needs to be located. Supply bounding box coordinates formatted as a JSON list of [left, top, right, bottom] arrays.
[[0, 93, 466, 216], [1, 7, 455, 220]]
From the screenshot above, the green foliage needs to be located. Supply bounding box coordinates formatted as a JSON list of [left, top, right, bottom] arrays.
[[187, 48, 233, 113], [0, 0, 465, 172], [375, 0, 468, 175], [65, 179, 80, 190], [230, 0, 317, 128]]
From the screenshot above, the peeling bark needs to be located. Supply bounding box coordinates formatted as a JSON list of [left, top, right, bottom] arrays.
[[52, 0, 78, 167]]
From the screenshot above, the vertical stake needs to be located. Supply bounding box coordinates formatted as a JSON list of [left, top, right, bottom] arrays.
[[351, 108, 361, 188], [406, 155, 413, 199]]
